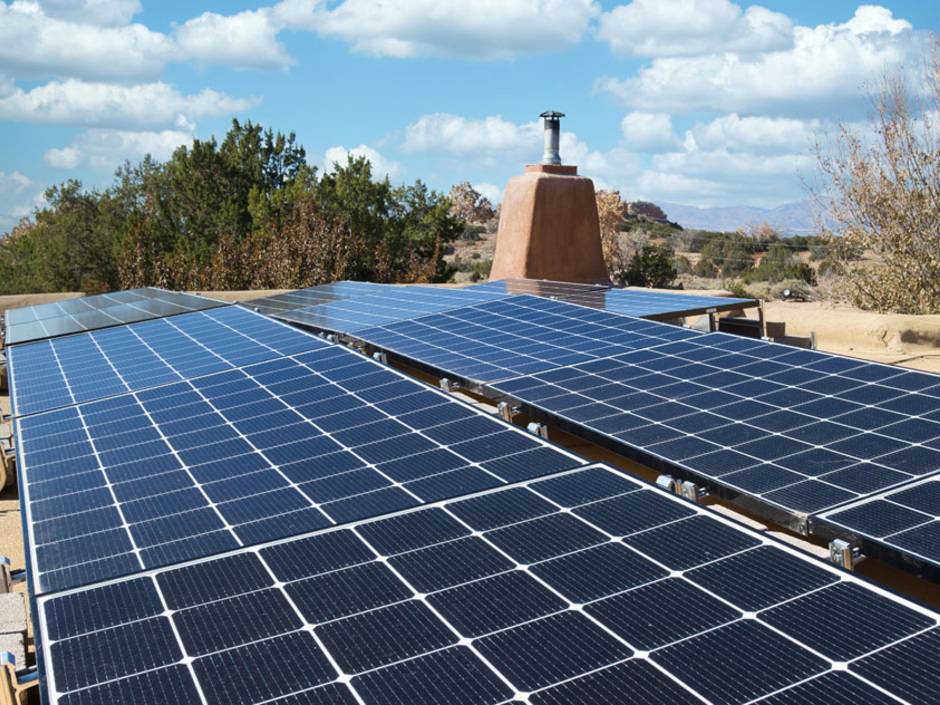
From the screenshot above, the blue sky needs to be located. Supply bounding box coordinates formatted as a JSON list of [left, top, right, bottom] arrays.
[[1, 0, 938, 232]]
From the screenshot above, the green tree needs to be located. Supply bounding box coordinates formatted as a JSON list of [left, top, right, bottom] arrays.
[[624, 244, 678, 288]]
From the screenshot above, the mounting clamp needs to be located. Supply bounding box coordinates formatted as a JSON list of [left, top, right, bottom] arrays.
[[325, 334, 339, 344], [497, 401, 521, 422], [439, 378, 461, 393], [829, 539, 865, 571], [526, 422, 549, 439], [655, 474, 676, 492], [372, 352, 387, 365], [679, 480, 708, 503]]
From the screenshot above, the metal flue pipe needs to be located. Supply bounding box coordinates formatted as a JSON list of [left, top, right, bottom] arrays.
[[540, 110, 564, 165]]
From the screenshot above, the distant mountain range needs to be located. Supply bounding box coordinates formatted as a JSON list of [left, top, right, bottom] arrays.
[[659, 200, 829, 234]]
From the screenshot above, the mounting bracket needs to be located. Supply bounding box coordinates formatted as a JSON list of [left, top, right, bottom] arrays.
[[655, 474, 676, 492], [679, 480, 709, 503], [829, 539, 865, 571], [497, 401, 521, 422], [439, 378, 461, 393], [526, 422, 549, 439]]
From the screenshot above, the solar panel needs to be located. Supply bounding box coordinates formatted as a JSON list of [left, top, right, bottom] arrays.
[[249, 279, 755, 337], [818, 475, 940, 571], [558, 287, 758, 320], [3, 288, 227, 345], [356, 295, 701, 384], [465, 277, 609, 297], [36, 463, 940, 705], [350, 295, 940, 525], [15, 342, 583, 594], [269, 283, 508, 334], [7, 305, 325, 417], [243, 281, 387, 318]]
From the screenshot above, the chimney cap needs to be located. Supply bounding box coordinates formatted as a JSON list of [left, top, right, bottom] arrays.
[[539, 110, 565, 120]]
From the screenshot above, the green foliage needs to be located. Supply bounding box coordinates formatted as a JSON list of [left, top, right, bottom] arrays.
[[740, 242, 817, 285], [693, 234, 753, 278], [623, 244, 678, 288], [675, 254, 692, 275], [0, 119, 463, 294]]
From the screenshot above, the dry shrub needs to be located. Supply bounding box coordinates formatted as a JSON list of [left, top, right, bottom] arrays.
[[817, 41, 940, 313]]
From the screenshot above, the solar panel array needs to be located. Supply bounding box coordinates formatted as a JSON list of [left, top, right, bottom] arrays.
[[3, 288, 226, 345], [351, 295, 940, 527], [37, 463, 940, 705], [244, 279, 758, 337], [7, 306, 325, 417], [16, 341, 582, 594]]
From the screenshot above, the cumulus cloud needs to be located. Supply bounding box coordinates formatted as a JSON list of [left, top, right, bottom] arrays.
[[282, 0, 598, 59], [46, 129, 194, 171], [0, 171, 31, 193], [0, 171, 38, 234], [40, 0, 142, 26], [175, 8, 293, 70], [0, 1, 173, 80], [598, 0, 792, 57], [0, 79, 258, 128], [688, 113, 819, 152], [323, 144, 401, 179], [44, 145, 81, 169], [598, 5, 921, 116], [473, 182, 503, 204], [620, 112, 677, 152], [404, 114, 538, 153]]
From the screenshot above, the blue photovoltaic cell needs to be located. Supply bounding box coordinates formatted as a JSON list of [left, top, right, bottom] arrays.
[[16, 342, 582, 594], [37, 464, 940, 705], [3, 288, 227, 345], [7, 306, 325, 417]]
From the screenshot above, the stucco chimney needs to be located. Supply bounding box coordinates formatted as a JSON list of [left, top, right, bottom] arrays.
[[489, 111, 608, 284]]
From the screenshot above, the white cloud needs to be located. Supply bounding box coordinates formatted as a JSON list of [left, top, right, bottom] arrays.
[[283, 0, 598, 59], [39, 0, 142, 26], [598, 0, 792, 57], [845, 4, 911, 35], [175, 8, 293, 70], [0, 171, 31, 193], [404, 114, 538, 153], [598, 5, 922, 115], [688, 113, 819, 152], [0, 79, 258, 128], [47, 129, 194, 171], [0, 1, 173, 80], [0, 172, 38, 234], [44, 145, 81, 168], [473, 182, 503, 204], [323, 144, 401, 180], [621, 111, 676, 151]]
